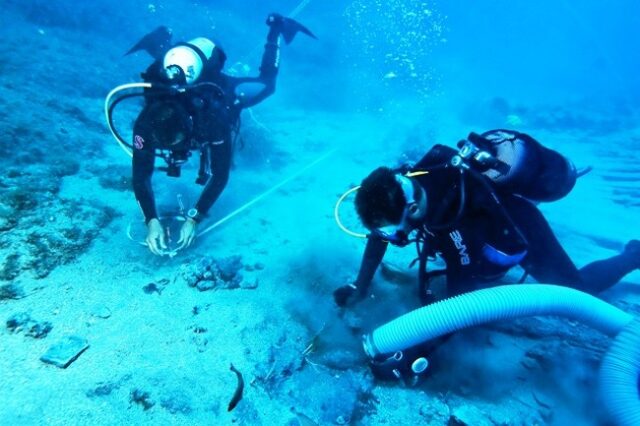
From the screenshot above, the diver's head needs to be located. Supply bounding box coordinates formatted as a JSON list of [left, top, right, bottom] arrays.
[[355, 167, 427, 246], [162, 37, 226, 84]]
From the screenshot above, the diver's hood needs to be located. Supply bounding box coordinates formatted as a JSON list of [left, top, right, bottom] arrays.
[[163, 38, 217, 84]]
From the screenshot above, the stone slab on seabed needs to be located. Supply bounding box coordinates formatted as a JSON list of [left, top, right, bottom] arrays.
[[40, 336, 89, 368]]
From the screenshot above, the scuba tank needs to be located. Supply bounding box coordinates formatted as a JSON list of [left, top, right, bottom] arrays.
[[460, 129, 578, 203]]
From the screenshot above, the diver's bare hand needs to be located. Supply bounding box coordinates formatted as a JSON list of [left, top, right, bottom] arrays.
[[177, 218, 197, 250], [146, 218, 167, 256]]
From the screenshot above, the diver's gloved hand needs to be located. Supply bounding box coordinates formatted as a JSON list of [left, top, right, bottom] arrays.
[[333, 283, 365, 307], [146, 218, 167, 256], [265, 12, 317, 44], [266, 13, 284, 28], [177, 218, 197, 250]]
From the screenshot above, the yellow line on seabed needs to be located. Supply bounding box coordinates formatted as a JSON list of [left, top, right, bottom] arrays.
[[197, 148, 338, 238]]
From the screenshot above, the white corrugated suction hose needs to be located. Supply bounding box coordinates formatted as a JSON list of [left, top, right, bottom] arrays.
[[362, 284, 638, 425]]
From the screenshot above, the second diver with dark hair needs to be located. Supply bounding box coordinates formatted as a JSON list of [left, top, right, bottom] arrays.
[[334, 129, 640, 307], [123, 14, 316, 255]]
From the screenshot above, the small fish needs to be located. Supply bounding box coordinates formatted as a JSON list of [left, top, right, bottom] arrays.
[[227, 363, 244, 412]]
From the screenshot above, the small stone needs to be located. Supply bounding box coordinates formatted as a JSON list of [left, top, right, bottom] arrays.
[[6, 312, 31, 332], [26, 321, 53, 339], [240, 279, 259, 289], [217, 255, 243, 281], [5, 312, 52, 338], [87, 382, 118, 398], [335, 415, 349, 425], [130, 389, 155, 410], [230, 274, 243, 288], [196, 280, 216, 292], [40, 336, 89, 368], [91, 305, 111, 319], [0, 283, 23, 300]]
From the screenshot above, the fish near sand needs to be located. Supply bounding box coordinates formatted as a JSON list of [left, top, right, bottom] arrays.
[[228, 363, 244, 412]]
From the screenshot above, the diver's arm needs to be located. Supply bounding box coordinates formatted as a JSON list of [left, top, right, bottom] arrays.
[[132, 145, 159, 223], [234, 19, 282, 109], [192, 140, 232, 219], [334, 236, 389, 306], [355, 236, 389, 291]]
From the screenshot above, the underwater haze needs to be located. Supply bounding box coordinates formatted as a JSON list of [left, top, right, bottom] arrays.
[[1, 0, 639, 425]]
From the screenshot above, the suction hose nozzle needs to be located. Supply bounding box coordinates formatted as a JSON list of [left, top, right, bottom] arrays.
[[363, 284, 639, 425]]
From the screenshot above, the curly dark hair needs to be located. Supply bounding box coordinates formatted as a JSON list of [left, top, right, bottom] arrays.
[[355, 167, 406, 229]]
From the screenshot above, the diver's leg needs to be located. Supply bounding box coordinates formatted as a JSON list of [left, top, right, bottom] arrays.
[[353, 237, 389, 292], [512, 198, 638, 293], [577, 240, 640, 292]]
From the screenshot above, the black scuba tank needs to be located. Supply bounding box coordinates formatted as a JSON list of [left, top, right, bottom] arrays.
[[478, 129, 577, 202]]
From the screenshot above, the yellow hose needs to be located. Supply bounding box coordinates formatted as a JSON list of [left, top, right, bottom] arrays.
[[334, 185, 367, 239]]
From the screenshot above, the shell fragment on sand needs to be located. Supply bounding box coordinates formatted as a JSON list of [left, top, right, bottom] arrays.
[[40, 336, 89, 368]]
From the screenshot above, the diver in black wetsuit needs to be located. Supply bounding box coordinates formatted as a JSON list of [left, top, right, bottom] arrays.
[[127, 14, 316, 255], [334, 129, 640, 307]]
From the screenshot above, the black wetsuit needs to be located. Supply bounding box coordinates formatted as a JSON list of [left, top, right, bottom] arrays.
[[355, 144, 638, 300], [132, 31, 281, 223]]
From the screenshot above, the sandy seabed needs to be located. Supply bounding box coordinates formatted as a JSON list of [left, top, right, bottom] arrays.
[[1, 11, 640, 426]]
